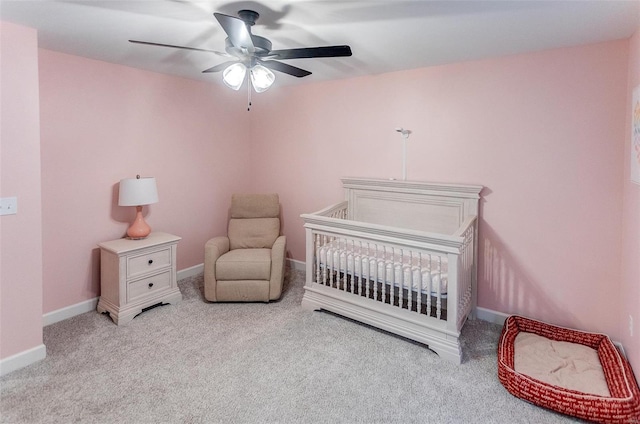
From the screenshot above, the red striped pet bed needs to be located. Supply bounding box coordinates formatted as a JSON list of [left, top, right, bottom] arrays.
[[498, 315, 640, 423]]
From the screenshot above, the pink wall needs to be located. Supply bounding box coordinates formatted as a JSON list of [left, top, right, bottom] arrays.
[[251, 40, 629, 339], [38, 50, 252, 313], [0, 22, 44, 358], [621, 25, 640, 370], [2, 19, 635, 371]]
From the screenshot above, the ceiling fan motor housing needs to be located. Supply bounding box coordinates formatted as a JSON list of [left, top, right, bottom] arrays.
[[224, 35, 272, 57], [237, 9, 260, 26]]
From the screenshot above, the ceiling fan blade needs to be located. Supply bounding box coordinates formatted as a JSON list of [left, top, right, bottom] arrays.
[[266, 45, 352, 60], [129, 40, 228, 56], [259, 60, 311, 78], [213, 12, 254, 53], [202, 61, 238, 73]]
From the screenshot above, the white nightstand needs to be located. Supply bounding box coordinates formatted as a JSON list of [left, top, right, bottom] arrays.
[[96, 232, 182, 325]]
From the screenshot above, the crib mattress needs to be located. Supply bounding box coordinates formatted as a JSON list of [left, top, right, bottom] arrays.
[[498, 315, 640, 423], [316, 240, 448, 295]]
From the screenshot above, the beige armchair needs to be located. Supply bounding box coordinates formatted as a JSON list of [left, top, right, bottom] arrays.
[[204, 193, 286, 302]]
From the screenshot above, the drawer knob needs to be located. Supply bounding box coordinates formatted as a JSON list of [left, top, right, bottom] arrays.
[[148, 259, 154, 265], [148, 282, 154, 288]]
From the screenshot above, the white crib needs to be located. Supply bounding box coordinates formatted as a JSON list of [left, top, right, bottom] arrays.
[[300, 178, 482, 364]]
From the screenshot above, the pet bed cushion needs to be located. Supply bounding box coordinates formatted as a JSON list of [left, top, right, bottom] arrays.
[[498, 315, 640, 423], [514, 332, 610, 397]]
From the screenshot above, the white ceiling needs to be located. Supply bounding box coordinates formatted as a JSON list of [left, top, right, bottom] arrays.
[[1, 1, 639, 88]]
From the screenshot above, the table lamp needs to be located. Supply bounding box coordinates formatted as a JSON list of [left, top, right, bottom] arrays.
[[118, 175, 159, 239]]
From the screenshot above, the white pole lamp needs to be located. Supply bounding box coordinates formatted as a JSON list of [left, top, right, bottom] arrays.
[[395, 128, 412, 181], [118, 175, 159, 239]]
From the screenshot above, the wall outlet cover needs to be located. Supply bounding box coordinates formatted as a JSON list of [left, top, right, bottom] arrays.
[[0, 197, 17, 216]]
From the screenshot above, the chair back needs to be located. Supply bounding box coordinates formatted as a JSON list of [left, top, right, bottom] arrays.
[[228, 193, 280, 250]]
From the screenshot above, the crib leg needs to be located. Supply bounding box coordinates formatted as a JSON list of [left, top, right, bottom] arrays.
[[427, 340, 463, 365], [301, 292, 323, 312]]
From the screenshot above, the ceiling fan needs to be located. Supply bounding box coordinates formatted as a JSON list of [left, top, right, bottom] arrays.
[[129, 9, 352, 93]]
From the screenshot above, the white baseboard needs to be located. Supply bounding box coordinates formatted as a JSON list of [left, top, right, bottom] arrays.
[[177, 263, 204, 280], [473, 309, 628, 358], [288, 258, 305, 272], [43, 297, 99, 326], [43, 265, 205, 327], [474, 307, 510, 326], [614, 341, 627, 358], [0, 344, 46, 377], [41, 262, 510, 329]]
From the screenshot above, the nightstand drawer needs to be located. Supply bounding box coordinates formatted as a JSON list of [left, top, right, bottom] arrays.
[[127, 270, 172, 303], [127, 247, 171, 279]]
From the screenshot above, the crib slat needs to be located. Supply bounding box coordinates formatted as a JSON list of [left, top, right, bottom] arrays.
[[381, 246, 386, 304], [324, 237, 328, 286], [405, 250, 410, 310], [390, 247, 394, 306], [387, 247, 392, 305], [356, 241, 362, 296], [372, 244, 379, 300], [365, 243, 370, 299], [348, 239, 354, 294], [389, 247, 395, 306], [341, 238, 345, 289], [329, 237, 335, 288], [315, 233, 321, 285], [408, 252, 413, 311], [350, 240, 354, 294], [398, 248, 403, 309], [436, 255, 442, 320], [341, 238, 347, 291], [417, 253, 423, 315], [426, 254, 432, 316], [403, 250, 407, 310]]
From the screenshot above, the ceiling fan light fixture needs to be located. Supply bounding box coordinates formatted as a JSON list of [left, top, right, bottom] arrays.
[[222, 62, 246, 90], [130, 9, 352, 99], [250, 64, 275, 93]]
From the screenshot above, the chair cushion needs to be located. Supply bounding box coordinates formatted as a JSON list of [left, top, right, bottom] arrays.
[[228, 218, 280, 249], [216, 248, 272, 281], [231, 193, 279, 218], [216, 280, 270, 302]]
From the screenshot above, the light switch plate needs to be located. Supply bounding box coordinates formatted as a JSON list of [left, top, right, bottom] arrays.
[[0, 197, 18, 216]]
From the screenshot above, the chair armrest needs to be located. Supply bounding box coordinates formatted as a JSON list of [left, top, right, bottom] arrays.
[[269, 235, 287, 300], [204, 236, 230, 301]]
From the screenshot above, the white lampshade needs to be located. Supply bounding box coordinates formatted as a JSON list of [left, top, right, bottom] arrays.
[[222, 63, 247, 90], [118, 177, 159, 206], [250, 64, 275, 93]]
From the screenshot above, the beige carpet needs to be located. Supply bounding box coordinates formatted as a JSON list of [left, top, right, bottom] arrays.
[[0, 268, 581, 423]]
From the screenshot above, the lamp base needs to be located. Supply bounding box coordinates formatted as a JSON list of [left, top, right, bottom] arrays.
[[127, 206, 151, 239]]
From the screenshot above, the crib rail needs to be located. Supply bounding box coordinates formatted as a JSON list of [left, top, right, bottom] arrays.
[[311, 201, 348, 220], [313, 233, 449, 319], [302, 203, 476, 334]]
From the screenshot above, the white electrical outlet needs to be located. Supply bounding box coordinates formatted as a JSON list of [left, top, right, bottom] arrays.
[[630, 315, 634, 337], [0, 197, 18, 216]]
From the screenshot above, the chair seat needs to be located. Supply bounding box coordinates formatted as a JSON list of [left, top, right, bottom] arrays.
[[216, 248, 272, 281]]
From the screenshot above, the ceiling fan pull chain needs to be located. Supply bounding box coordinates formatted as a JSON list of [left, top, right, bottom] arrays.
[[247, 73, 252, 111]]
